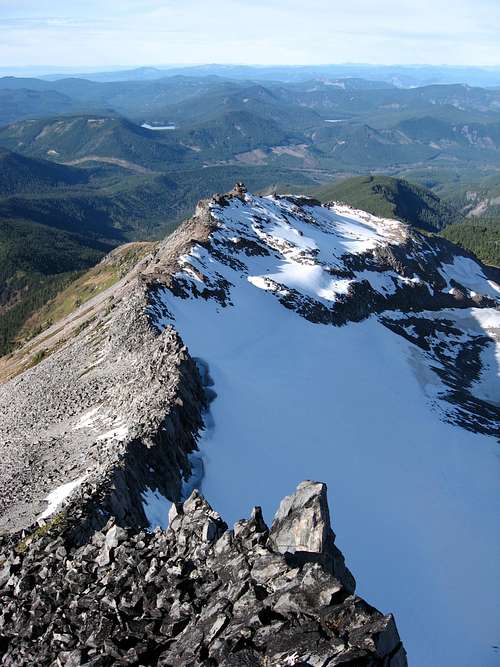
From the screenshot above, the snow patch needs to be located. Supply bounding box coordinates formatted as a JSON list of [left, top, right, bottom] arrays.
[[74, 407, 101, 430], [472, 342, 500, 406], [39, 476, 87, 520], [250, 263, 352, 302], [142, 487, 170, 529], [440, 256, 500, 299], [355, 270, 397, 295], [471, 308, 500, 406]]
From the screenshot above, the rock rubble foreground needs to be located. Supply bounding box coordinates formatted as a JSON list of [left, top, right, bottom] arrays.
[[0, 481, 407, 667]]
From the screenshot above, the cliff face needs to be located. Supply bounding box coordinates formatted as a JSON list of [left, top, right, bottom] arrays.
[[0, 481, 407, 667]]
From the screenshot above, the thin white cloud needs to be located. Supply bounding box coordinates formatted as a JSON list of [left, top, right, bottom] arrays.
[[0, 0, 499, 66]]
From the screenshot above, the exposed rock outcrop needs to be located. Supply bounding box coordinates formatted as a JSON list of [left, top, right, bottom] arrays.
[[0, 481, 407, 666]]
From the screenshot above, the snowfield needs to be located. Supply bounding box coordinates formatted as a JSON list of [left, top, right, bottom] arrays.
[[151, 194, 500, 667]]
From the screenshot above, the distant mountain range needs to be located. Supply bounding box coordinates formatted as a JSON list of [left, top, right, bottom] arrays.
[[3, 63, 500, 87], [3, 77, 500, 171]]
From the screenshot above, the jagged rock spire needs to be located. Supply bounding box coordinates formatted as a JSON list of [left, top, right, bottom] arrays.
[[268, 480, 355, 593]]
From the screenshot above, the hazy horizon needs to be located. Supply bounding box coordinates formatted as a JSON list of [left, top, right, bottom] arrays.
[[2, 62, 500, 84], [3, 62, 500, 73]]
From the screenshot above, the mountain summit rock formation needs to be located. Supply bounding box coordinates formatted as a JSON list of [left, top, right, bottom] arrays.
[[0, 185, 499, 665]]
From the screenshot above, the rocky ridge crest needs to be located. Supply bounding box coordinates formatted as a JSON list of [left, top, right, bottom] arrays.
[[0, 199, 216, 536]]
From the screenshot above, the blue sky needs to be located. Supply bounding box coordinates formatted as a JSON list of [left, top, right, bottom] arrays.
[[0, 0, 499, 68]]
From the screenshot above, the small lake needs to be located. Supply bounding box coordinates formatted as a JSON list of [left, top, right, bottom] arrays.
[[141, 123, 176, 131]]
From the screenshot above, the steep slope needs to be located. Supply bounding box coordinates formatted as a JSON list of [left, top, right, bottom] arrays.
[[0, 147, 89, 195], [0, 239, 206, 536], [0, 115, 187, 168], [316, 174, 462, 231], [0, 217, 108, 356], [0, 187, 498, 666], [442, 217, 500, 267]]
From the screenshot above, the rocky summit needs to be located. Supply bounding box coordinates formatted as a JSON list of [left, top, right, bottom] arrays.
[[0, 481, 407, 666], [0, 185, 499, 665]]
